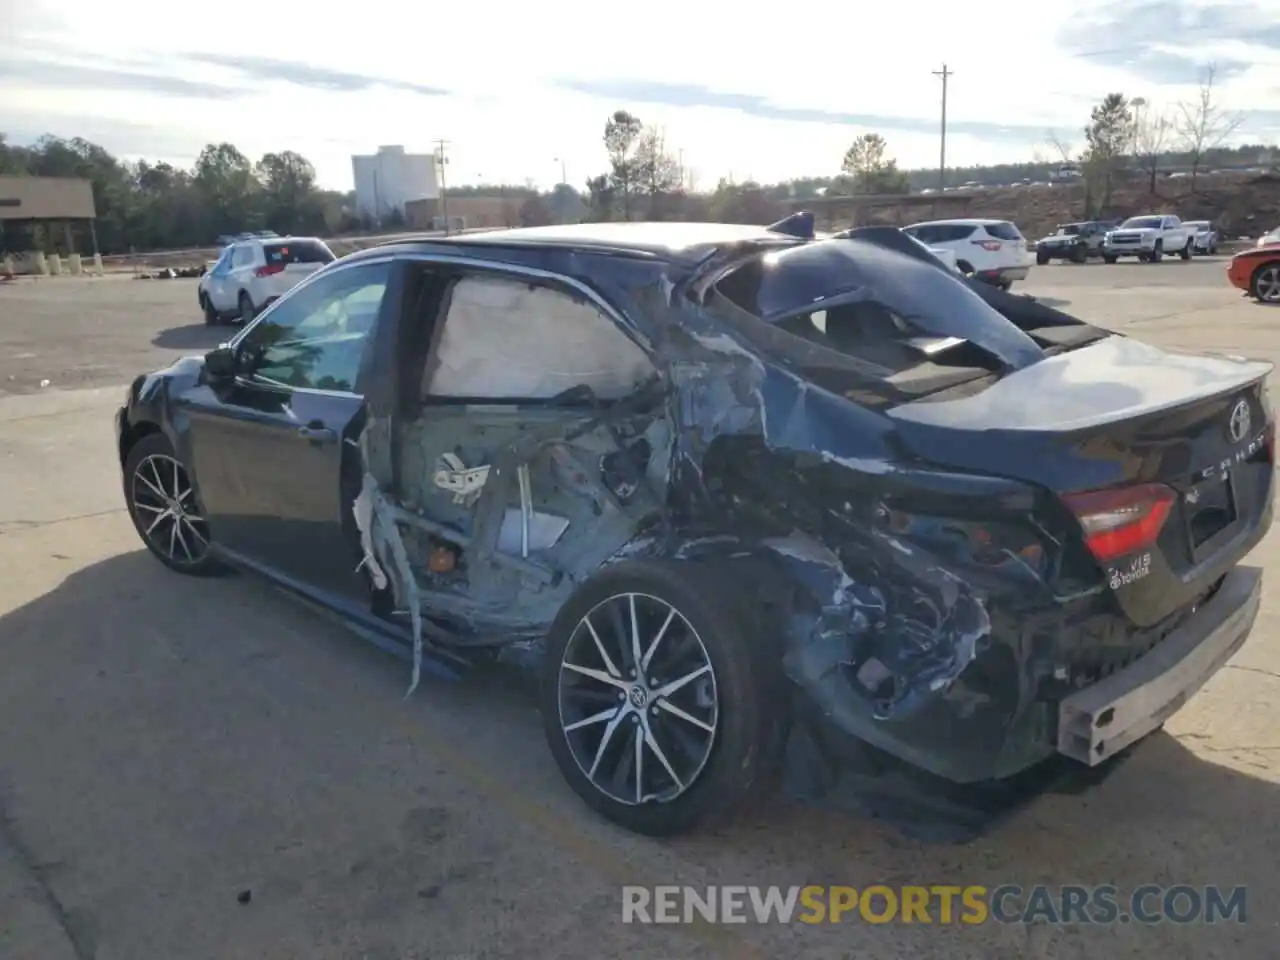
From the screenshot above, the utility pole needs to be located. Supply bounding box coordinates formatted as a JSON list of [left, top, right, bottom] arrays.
[[932, 63, 952, 191], [433, 139, 450, 235]]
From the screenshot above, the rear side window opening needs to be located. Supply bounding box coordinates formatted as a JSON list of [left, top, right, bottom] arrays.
[[264, 240, 335, 265]]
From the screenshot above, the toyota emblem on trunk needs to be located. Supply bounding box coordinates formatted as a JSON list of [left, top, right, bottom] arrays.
[[1228, 399, 1251, 443]]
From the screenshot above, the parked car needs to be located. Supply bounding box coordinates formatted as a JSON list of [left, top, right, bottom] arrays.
[[1256, 226, 1280, 248], [903, 218, 1033, 289], [198, 236, 336, 325], [1227, 239, 1280, 302], [1184, 220, 1220, 254], [118, 219, 1273, 838], [1102, 215, 1195, 262], [1034, 222, 1108, 263]]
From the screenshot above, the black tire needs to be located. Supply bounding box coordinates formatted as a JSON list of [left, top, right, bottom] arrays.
[[1103, 254, 1118, 264], [1251, 261, 1280, 303], [238, 291, 256, 325], [1069, 245, 1087, 263], [1150, 240, 1164, 263], [1036, 251, 1050, 265], [201, 293, 220, 326], [998, 280, 1013, 291], [956, 260, 975, 276], [123, 433, 221, 575], [1179, 240, 1193, 260], [540, 558, 778, 836]]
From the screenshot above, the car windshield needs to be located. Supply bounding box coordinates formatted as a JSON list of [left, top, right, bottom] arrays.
[[710, 239, 1045, 390], [1058, 225, 1080, 236], [1120, 217, 1164, 229]]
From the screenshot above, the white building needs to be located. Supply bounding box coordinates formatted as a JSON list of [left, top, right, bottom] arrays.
[[352, 145, 439, 222]]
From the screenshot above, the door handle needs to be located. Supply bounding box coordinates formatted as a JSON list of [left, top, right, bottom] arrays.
[[297, 424, 337, 443]]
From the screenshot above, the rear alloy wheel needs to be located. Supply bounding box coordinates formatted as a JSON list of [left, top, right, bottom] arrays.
[[238, 291, 256, 325], [124, 433, 218, 575], [542, 559, 776, 836], [1252, 262, 1280, 303]]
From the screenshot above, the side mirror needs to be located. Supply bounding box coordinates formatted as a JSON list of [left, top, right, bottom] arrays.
[[203, 345, 239, 380]]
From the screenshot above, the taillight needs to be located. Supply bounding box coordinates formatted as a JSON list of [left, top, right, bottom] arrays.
[[254, 263, 285, 278], [1061, 483, 1176, 564], [974, 240, 1002, 251]]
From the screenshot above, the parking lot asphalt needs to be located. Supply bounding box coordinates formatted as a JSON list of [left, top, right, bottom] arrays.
[[1, 258, 1279, 959]]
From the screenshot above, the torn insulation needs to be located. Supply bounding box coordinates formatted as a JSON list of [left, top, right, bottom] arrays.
[[355, 429, 429, 697]]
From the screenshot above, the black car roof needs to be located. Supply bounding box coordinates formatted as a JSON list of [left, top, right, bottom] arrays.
[[369, 221, 787, 263]]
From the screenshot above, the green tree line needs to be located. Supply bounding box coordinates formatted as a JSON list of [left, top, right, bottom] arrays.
[[0, 134, 362, 254]]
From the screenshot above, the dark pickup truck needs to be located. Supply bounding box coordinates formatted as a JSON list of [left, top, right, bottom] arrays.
[[1035, 221, 1108, 263]]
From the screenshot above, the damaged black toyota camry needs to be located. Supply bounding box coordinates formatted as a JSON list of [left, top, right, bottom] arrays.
[[116, 216, 1272, 839]]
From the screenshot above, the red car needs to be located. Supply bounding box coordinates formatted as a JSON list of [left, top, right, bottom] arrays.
[[1228, 241, 1280, 302]]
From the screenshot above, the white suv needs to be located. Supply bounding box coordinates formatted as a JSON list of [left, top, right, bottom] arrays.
[[199, 236, 336, 325], [903, 219, 1033, 289]]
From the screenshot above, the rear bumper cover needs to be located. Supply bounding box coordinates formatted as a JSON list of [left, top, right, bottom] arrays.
[[1056, 565, 1261, 765]]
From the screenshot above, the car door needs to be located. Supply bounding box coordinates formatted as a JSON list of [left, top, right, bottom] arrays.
[[391, 267, 666, 629], [181, 258, 396, 599]]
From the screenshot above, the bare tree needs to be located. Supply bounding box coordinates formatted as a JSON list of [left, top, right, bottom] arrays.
[[1175, 63, 1245, 190], [1133, 107, 1174, 192], [1044, 130, 1076, 164]]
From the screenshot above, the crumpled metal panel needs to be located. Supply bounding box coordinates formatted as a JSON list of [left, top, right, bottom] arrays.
[[349, 239, 1061, 789]]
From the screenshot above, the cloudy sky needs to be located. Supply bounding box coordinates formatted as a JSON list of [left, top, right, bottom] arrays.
[[2, 0, 1279, 190]]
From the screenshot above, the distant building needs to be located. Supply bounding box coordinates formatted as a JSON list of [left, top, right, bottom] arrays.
[[351, 145, 439, 222]]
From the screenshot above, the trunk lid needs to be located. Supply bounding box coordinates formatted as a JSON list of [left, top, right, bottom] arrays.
[[887, 335, 1275, 626]]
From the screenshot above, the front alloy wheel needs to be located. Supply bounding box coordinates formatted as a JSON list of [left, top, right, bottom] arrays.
[[124, 434, 217, 574], [1253, 263, 1280, 303]]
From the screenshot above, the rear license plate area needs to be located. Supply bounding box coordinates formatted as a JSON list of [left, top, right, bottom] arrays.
[[1185, 472, 1238, 555]]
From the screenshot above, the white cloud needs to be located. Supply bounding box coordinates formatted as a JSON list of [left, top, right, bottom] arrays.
[[2, 0, 1279, 190]]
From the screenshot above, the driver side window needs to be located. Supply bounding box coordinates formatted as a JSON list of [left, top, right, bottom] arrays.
[[239, 261, 391, 394]]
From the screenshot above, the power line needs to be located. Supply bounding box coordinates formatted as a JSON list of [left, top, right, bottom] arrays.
[[932, 63, 952, 191]]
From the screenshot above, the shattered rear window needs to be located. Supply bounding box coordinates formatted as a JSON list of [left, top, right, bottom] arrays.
[[712, 239, 1043, 377]]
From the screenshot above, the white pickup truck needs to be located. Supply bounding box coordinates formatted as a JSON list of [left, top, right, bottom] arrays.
[[1102, 214, 1196, 263]]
